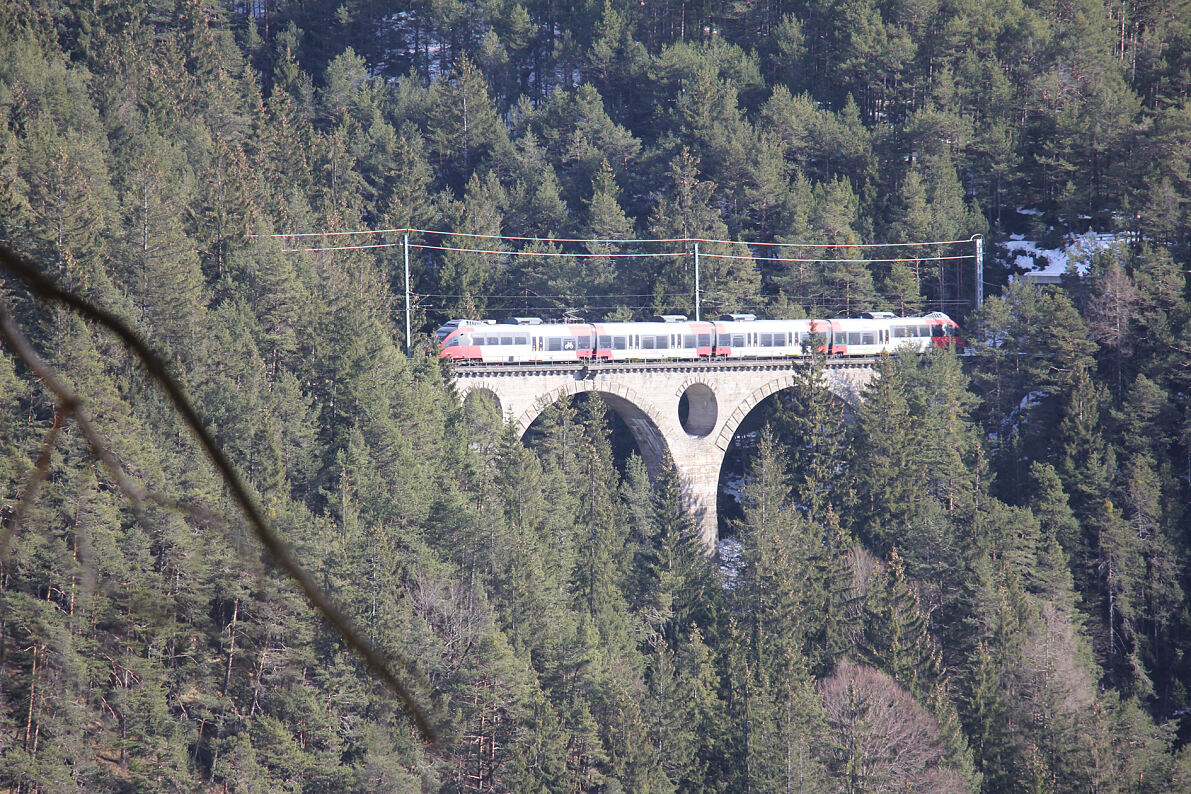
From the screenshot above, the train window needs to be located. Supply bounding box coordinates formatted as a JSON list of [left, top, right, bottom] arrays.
[[642, 336, 655, 349], [683, 334, 696, 347], [655, 336, 669, 349], [731, 333, 746, 347], [861, 332, 876, 345], [613, 336, 627, 350], [443, 336, 459, 347], [932, 325, 945, 337], [892, 326, 908, 338], [598, 335, 612, 348], [577, 336, 592, 350], [697, 334, 711, 347], [759, 333, 771, 346], [547, 338, 563, 351]]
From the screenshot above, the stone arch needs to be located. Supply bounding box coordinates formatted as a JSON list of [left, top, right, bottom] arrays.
[[714, 374, 800, 451], [712, 367, 868, 451], [516, 380, 672, 475], [460, 385, 502, 416]]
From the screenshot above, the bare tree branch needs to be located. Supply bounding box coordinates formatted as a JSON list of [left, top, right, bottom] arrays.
[[0, 243, 437, 743], [1, 404, 64, 559]]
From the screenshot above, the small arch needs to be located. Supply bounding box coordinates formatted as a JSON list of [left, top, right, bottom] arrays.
[[679, 383, 717, 436]]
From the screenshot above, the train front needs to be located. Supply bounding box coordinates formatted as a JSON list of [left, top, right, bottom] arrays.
[[436, 320, 481, 361], [929, 313, 963, 349]]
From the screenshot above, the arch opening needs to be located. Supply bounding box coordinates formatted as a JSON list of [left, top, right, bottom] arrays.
[[715, 384, 851, 541], [678, 383, 717, 437], [462, 387, 503, 428], [520, 386, 671, 478]]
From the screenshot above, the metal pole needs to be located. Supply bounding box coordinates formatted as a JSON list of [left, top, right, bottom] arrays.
[[693, 242, 701, 321], [973, 234, 984, 308], [403, 233, 412, 355]]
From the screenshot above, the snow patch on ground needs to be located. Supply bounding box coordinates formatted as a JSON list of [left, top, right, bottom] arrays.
[[721, 473, 745, 502], [718, 537, 743, 591], [1003, 231, 1122, 281]]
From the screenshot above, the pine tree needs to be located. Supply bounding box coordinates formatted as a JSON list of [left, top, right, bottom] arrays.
[[770, 348, 847, 522], [568, 397, 632, 652], [811, 177, 876, 315], [646, 148, 759, 316], [849, 356, 927, 553], [425, 54, 510, 192], [436, 171, 507, 317]]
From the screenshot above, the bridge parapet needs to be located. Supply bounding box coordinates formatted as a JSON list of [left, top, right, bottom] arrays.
[[452, 358, 878, 549]]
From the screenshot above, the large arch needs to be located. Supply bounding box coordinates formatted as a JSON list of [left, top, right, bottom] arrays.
[[713, 367, 868, 452], [461, 385, 502, 416], [711, 373, 861, 534], [515, 380, 672, 475]]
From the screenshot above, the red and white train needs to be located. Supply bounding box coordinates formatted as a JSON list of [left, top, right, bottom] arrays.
[[436, 312, 961, 364]]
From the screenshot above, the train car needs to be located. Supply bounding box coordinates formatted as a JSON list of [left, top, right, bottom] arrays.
[[437, 318, 595, 363], [885, 311, 961, 352], [593, 316, 714, 362], [711, 314, 825, 357], [436, 312, 961, 364]]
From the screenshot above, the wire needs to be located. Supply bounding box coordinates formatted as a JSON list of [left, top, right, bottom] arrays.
[[283, 240, 975, 262], [281, 242, 404, 252], [700, 252, 976, 264], [410, 244, 686, 258], [420, 293, 693, 299], [256, 225, 976, 250], [279, 242, 687, 256]]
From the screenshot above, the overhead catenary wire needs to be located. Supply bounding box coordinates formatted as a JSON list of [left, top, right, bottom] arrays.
[[281, 242, 405, 252], [270, 227, 981, 318], [700, 252, 975, 264], [411, 244, 687, 258], [259, 225, 975, 249], [281, 240, 973, 263]]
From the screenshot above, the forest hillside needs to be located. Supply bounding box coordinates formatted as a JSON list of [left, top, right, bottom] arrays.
[[3, 0, 1191, 791]]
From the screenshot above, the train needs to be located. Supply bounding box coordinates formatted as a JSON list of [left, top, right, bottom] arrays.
[[436, 312, 961, 364]]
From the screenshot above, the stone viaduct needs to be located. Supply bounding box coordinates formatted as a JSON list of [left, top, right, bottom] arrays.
[[451, 359, 878, 549]]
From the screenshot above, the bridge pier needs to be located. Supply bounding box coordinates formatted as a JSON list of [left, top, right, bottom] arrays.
[[454, 360, 876, 550]]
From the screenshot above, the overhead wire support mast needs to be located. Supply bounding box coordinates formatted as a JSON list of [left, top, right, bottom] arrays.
[[404, 233, 412, 355], [973, 234, 984, 307]]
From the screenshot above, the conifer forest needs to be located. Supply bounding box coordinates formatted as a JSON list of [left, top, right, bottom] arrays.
[[6, 0, 1191, 790]]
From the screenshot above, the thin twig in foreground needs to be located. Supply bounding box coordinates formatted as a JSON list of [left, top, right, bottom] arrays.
[[0, 244, 436, 743]]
